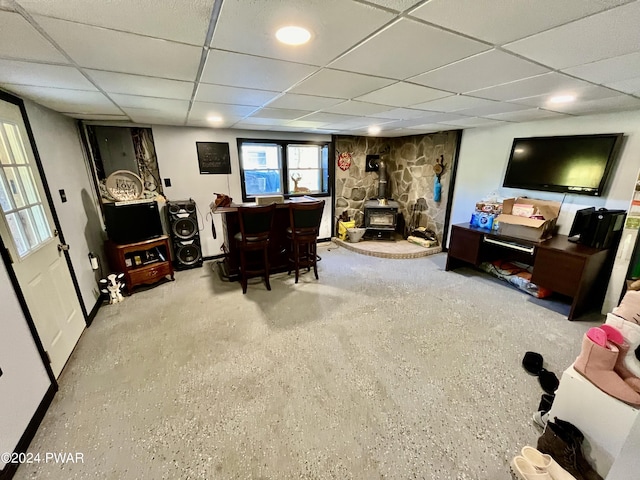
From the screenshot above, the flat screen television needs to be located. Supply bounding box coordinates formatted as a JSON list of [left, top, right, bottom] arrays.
[[503, 134, 623, 196]]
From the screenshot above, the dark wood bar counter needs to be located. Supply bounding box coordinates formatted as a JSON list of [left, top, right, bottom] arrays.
[[214, 196, 320, 280]]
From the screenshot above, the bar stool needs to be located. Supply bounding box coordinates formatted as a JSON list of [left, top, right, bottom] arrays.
[[287, 200, 325, 283], [235, 203, 276, 294]]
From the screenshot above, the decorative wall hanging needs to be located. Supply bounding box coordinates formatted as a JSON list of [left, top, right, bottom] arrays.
[[196, 142, 231, 174], [433, 155, 445, 202], [105, 170, 144, 201], [337, 151, 352, 171]]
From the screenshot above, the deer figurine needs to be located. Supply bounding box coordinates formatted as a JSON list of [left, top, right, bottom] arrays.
[[291, 173, 310, 193]]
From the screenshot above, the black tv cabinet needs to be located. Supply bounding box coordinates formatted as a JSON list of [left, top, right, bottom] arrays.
[[446, 224, 615, 320]]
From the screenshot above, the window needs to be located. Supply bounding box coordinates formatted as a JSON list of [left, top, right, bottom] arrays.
[[238, 139, 330, 201], [0, 122, 52, 258]]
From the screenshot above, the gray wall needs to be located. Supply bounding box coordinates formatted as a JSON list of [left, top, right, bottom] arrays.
[[152, 126, 333, 257], [25, 101, 106, 313], [450, 109, 640, 313]]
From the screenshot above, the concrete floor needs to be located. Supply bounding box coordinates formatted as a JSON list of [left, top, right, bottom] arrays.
[[15, 245, 599, 479]]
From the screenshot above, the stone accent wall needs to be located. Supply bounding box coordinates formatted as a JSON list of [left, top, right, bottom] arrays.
[[335, 131, 459, 244]]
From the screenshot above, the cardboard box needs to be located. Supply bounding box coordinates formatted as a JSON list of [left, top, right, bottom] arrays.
[[495, 197, 561, 241]]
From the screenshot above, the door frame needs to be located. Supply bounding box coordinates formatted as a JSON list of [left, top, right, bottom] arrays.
[[0, 90, 89, 322], [0, 89, 90, 479]]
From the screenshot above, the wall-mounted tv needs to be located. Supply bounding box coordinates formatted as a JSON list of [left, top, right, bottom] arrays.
[[503, 133, 623, 196]]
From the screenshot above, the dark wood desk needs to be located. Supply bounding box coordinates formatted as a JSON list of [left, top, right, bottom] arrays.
[[214, 196, 319, 280], [446, 224, 614, 320]]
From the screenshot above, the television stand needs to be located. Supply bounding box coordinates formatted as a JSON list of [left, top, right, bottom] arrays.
[[105, 236, 174, 294], [446, 224, 615, 320]]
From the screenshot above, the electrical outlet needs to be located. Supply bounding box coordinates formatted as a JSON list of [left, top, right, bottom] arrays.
[[59, 189, 67, 202], [164, 178, 172, 187]]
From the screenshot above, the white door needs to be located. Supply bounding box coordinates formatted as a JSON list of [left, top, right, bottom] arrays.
[[0, 99, 84, 378]]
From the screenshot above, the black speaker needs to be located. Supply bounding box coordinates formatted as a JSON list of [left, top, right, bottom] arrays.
[[166, 200, 203, 270]]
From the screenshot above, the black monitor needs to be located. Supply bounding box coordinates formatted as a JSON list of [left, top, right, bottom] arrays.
[[569, 207, 596, 240]]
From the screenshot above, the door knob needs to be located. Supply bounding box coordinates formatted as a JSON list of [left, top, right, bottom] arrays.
[[57, 243, 70, 252]]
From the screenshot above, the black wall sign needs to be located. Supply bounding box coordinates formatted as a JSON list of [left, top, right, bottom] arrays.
[[196, 142, 231, 174]]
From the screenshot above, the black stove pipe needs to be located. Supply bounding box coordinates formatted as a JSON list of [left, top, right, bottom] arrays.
[[378, 158, 387, 199]]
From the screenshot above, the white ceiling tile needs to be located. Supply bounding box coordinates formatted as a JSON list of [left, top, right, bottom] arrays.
[[330, 18, 489, 80], [365, 1, 425, 11], [186, 118, 243, 129], [485, 109, 567, 122], [512, 85, 621, 108], [188, 102, 257, 121], [249, 108, 312, 120], [2, 84, 121, 114], [504, 2, 640, 69], [0, 60, 96, 90], [19, 0, 213, 46], [289, 69, 395, 98], [202, 50, 317, 91], [87, 70, 193, 99], [355, 82, 450, 107], [285, 120, 332, 129], [409, 0, 625, 45], [455, 102, 531, 117], [409, 50, 549, 93], [374, 118, 438, 129], [307, 128, 339, 135], [293, 112, 358, 124], [124, 107, 187, 123], [373, 108, 433, 120], [468, 73, 594, 101], [235, 117, 293, 127], [0, 12, 67, 63], [562, 52, 640, 85], [210, 0, 394, 66], [64, 113, 129, 121], [109, 94, 190, 113], [411, 95, 492, 112], [265, 93, 345, 111], [542, 95, 640, 115], [406, 123, 459, 132], [35, 16, 202, 80], [321, 100, 393, 116], [607, 77, 640, 95], [195, 83, 279, 107], [322, 116, 395, 130], [442, 117, 507, 128], [406, 112, 471, 123]]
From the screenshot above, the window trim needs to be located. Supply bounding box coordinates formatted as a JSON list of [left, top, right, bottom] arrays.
[[237, 138, 331, 202]]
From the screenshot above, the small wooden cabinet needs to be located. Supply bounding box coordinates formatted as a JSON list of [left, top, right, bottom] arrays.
[[105, 235, 174, 293]]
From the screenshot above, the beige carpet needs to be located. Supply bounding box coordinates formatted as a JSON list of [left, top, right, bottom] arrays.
[[15, 245, 599, 480]]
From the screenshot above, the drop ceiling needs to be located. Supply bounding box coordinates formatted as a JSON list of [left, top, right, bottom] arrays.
[[1, 0, 640, 136]]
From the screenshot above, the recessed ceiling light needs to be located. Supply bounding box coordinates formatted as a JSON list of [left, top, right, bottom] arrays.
[[368, 126, 381, 135], [276, 26, 311, 45], [207, 115, 223, 123], [549, 95, 576, 104]]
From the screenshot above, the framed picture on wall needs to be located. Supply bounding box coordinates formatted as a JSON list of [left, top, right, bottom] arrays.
[[196, 142, 232, 174]]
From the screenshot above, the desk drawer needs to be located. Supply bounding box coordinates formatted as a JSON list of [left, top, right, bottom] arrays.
[[532, 248, 584, 297], [128, 262, 172, 286], [448, 226, 483, 265]]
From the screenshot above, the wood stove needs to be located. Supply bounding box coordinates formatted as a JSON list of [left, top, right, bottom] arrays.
[[364, 199, 399, 240]]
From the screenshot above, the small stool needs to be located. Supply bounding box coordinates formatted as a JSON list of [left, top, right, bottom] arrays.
[[287, 200, 325, 283], [235, 203, 276, 294]]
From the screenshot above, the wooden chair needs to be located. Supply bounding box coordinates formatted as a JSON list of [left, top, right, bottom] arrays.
[[287, 200, 325, 283], [235, 203, 276, 294]]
